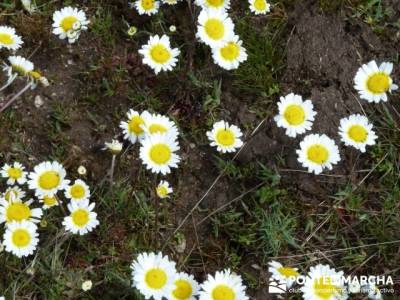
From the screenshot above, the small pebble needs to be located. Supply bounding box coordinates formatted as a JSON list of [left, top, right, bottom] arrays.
[[34, 95, 44, 108]]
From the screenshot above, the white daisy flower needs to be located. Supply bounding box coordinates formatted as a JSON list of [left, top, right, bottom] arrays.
[[249, 0, 271, 15], [3, 186, 26, 202], [62, 199, 99, 235], [162, 0, 181, 4], [296, 134, 341, 175], [274, 93, 317, 138], [21, 0, 37, 14], [139, 133, 180, 175], [131, 252, 177, 300], [338, 114, 377, 153], [27, 161, 69, 198], [195, 0, 231, 11], [354, 60, 398, 103], [0, 26, 23, 50], [207, 120, 243, 153], [268, 260, 300, 288], [171, 272, 200, 300], [0, 197, 42, 224], [135, 0, 160, 15], [39, 195, 59, 210], [2, 56, 34, 88], [196, 10, 235, 48], [139, 35, 180, 74], [156, 180, 173, 199], [104, 139, 123, 154], [64, 179, 91, 202], [120, 110, 150, 144], [3, 220, 39, 258], [52, 6, 89, 44], [301, 264, 348, 300], [212, 35, 247, 70], [0, 162, 27, 185], [141, 112, 179, 139], [199, 269, 249, 300]]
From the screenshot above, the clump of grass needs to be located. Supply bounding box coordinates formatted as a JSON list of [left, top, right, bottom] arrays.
[[233, 18, 286, 97], [91, 7, 118, 47]]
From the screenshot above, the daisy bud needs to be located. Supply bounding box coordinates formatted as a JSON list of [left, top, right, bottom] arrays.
[[77, 165, 87, 175], [104, 140, 123, 155], [82, 280, 93, 291], [67, 29, 78, 40], [72, 21, 82, 31], [127, 26, 137, 36]]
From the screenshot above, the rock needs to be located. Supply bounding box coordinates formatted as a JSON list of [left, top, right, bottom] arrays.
[[34, 95, 44, 108]]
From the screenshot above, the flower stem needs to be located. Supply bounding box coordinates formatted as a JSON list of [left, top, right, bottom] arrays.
[[109, 154, 116, 193], [0, 82, 33, 113]]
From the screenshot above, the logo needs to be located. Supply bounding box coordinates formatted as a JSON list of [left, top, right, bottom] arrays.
[[268, 278, 286, 294]]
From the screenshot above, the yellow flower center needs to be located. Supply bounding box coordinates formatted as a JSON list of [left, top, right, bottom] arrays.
[[60, 16, 78, 32], [12, 64, 28, 76], [206, 0, 224, 8], [216, 129, 235, 146], [172, 279, 193, 300], [283, 104, 305, 125], [6, 202, 31, 222], [254, 0, 267, 11], [278, 267, 299, 278], [347, 125, 368, 143], [204, 19, 225, 41], [71, 209, 89, 227], [313, 277, 340, 300], [28, 71, 42, 80], [38, 171, 60, 190], [7, 167, 22, 179], [157, 186, 169, 198], [70, 184, 86, 199], [0, 33, 14, 45], [220, 42, 240, 61], [150, 44, 172, 64], [128, 115, 145, 135], [367, 73, 390, 94], [43, 196, 57, 207], [149, 123, 168, 134], [307, 144, 329, 164], [149, 144, 171, 164], [145, 268, 168, 289], [212, 285, 235, 300], [12, 229, 31, 248], [142, 0, 155, 10]]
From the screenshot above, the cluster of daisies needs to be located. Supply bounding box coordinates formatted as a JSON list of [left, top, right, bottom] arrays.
[[0, 7, 89, 92], [116, 109, 243, 198], [0, 161, 98, 258], [195, 3, 249, 71], [131, 251, 249, 300], [0, 26, 48, 91], [268, 261, 383, 300], [134, 0, 271, 16], [134, 0, 271, 73], [274, 60, 398, 174]]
